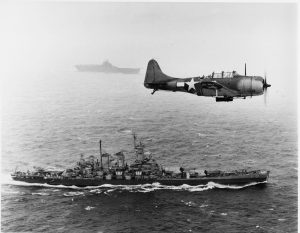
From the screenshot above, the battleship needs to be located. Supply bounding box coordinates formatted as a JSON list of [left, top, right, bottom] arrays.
[[75, 60, 140, 74], [11, 134, 270, 187]]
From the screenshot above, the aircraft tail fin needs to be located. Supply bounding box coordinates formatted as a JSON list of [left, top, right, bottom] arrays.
[[144, 59, 174, 86]]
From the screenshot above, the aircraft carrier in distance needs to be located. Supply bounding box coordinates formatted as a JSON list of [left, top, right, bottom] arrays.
[[11, 134, 270, 187], [75, 60, 140, 74]]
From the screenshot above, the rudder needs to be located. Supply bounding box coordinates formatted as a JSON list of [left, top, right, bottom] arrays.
[[144, 59, 174, 86]]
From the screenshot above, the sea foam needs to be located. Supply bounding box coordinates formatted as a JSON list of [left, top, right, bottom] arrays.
[[3, 173, 266, 193]]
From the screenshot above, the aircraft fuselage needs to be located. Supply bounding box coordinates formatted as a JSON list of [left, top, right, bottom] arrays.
[[144, 59, 269, 101], [145, 76, 264, 97]]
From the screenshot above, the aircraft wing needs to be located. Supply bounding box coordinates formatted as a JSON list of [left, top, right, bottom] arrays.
[[195, 80, 239, 95], [198, 81, 224, 89]]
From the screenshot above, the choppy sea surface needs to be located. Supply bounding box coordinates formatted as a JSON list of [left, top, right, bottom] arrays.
[[1, 70, 297, 232]]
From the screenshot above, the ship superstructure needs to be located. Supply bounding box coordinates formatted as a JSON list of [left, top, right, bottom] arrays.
[[11, 134, 270, 187], [75, 60, 140, 74]]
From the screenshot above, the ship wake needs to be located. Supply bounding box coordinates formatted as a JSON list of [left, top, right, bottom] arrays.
[[87, 181, 267, 193], [2, 174, 267, 193]]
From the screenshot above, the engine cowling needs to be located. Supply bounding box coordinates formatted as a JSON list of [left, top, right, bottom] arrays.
[[237, 77, 264, 96]]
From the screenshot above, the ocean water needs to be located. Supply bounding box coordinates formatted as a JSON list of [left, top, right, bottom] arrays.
[[1, 70, 297, 232]]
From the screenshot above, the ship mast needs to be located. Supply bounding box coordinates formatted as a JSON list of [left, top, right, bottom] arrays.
[[133, 132, 137, 148], [133, 133, 145, 161], [99, 140, 103, 169]]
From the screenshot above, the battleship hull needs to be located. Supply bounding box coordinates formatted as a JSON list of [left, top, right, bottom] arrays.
[[11, 174, 269, 187]]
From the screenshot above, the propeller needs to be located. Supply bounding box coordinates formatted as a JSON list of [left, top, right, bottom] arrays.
[[263, 72, 271, 105]]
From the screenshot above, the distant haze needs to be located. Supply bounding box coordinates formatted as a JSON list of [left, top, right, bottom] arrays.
[[1, 2, 297, 91]]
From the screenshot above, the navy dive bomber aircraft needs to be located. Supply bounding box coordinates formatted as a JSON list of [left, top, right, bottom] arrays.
[[144, 59, 271, 102]]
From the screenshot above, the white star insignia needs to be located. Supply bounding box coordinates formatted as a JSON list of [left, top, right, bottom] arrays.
[[185, 78, 196, 91]]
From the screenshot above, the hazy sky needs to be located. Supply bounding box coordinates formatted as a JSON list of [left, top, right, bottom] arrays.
[[1, 2, 298, 87]]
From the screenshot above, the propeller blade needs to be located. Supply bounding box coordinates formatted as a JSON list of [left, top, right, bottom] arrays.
[[263, 72, 271, 88], [265, 76, 267, 87], [263, 72, 271, 106], [264, 85, 267, 106]]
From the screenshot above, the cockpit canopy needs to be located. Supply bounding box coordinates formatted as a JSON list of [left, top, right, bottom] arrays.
[[210, 71, 240, 78]]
